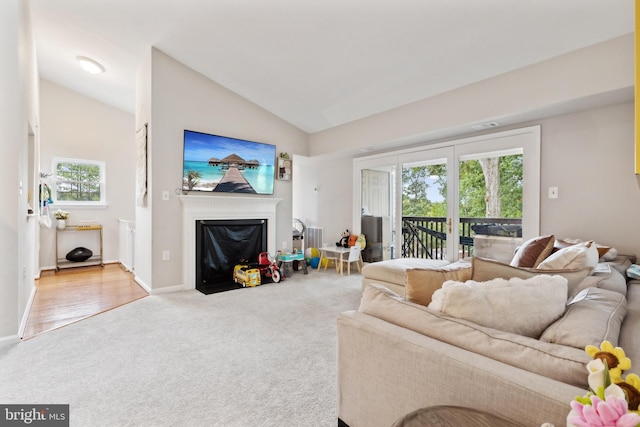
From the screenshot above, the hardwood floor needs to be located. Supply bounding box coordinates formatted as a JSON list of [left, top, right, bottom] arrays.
[[23, 263, 148, 340]]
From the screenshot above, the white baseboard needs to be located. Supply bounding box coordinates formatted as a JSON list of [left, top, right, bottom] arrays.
[[0, 334, 21, 349], [134, 275, 151, 293], [18, 286, 37, 338], [134, 275, 185, 294], [150, 284, 186, 294]]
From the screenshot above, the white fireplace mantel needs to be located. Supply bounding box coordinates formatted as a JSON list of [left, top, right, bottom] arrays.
[[180, 195, 281, 290]]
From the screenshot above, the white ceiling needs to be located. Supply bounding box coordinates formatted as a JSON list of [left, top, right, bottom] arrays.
[[29, 0, 634, 134]]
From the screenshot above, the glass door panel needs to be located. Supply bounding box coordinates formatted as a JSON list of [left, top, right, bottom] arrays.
[[400, 147, 455, 261], [458, 149, 524, 262]]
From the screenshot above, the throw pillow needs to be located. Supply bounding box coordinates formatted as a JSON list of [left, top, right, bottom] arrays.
[[537, 241, 598, 270], [405, 266, 473, 306], [600, 246, 618, 262], [628, 264, 640, 280], [540, 287, 627, 349], [597, 246, 611, 258], [471, 256, 592, 297], [555, 237, 618, 262], [428, 275, 568, 338], [509, 234, 555, 268]]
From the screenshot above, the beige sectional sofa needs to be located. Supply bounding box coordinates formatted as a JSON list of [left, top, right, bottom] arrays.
[[338, 238, 639, 427], [361, 258, 453, 295]]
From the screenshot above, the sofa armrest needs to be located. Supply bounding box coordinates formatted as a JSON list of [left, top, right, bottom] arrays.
[[337, 310, 582, 427]]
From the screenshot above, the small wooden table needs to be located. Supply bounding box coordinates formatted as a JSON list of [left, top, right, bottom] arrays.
[[392, 405, 520, 427], [318, 246, 351, 276]]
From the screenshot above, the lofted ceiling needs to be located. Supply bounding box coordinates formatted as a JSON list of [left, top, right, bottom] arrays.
[[29, 0, 634, 134]]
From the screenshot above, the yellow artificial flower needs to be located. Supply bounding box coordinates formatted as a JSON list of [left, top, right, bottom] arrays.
[[586, 341, 632, 383], [617, 373, 640, 411]]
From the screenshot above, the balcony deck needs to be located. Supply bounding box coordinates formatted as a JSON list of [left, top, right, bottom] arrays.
[[402, 216, 522, 260]]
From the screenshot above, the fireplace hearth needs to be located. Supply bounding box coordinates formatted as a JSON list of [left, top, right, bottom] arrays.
[[196, 219, 267, 294]]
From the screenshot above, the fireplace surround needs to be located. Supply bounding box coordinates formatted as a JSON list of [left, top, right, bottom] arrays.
[[196, 219, 267, 294], [180, 195, 281, 291]]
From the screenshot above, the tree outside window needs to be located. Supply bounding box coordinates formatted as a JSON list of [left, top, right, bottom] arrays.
[[52, 158, 106, 205], [402, 153, 523, 219]]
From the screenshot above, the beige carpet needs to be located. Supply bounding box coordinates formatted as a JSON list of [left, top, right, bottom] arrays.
[[0, 269, 363, 426]]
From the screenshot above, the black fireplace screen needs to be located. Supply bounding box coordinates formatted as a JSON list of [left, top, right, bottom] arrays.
[[196, 219, 267, 294]]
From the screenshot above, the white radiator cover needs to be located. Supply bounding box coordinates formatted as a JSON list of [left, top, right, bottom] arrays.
[[118, 219, 135, 272], [306, 227, 324, 250]]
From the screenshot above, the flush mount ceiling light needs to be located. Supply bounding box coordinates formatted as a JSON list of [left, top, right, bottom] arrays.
[[76, 56, 105, 74]]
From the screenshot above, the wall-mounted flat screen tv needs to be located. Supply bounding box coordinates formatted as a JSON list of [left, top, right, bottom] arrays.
[[182, 130, 276, 195]]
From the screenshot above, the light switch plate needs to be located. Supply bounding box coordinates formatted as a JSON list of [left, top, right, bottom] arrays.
[[548, 187, 558, 199]]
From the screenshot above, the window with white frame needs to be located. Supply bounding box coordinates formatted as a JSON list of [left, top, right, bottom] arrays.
[[52, 157, 106, 206]]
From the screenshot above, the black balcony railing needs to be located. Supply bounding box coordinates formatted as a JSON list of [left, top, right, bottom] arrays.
[[401, 216, 522, 260]]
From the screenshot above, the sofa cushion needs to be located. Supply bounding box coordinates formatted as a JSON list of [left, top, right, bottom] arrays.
[[610, 256, 634, 277], [359, 284, 590, 387], [540, 287, 627, 349], [537, 241, 598, 270], [361, 258, 451, 286], [619, 281, 640, 376], [595, 267, 628, 296], [471, 257, 592, 298], [428, 275, 567, 338], [510, 234, 555, 268], [405, 266, 473, 306]]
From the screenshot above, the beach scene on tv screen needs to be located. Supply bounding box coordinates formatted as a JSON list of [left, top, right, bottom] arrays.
[[183, 130, 275, 194]]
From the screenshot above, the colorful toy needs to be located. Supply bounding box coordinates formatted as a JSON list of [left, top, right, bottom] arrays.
[[336, 229, 350, 248], [356, 234, 367, 249], [256, 251, 281, 283], [309, 257, 320, 269], [305, 247, 320, 260], [233, 264, 261, 287], [234, 251, 282, 287]]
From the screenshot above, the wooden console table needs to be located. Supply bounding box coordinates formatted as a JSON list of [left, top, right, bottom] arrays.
[[55, 225, 104, 271]]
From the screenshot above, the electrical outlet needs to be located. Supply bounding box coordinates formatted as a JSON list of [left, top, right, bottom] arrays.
[[162, 250, 170, 261], [548, 186, 558, 199]]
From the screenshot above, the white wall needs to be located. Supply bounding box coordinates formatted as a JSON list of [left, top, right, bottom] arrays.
[[308, 34, 633, 158], [296, 101, 640, 259], [38, 80, 136, 269], [134, 51, 153, 290], [292, 155, 320, 227], [295, 33, 638, 259], [136, 48, 308, 291], [293, 154, 353, 247], [1, 0, 39, 341], [537, 102, 639, 254]]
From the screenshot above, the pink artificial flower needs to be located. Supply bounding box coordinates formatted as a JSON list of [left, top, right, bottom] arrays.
[[569, 395, 640, 427]]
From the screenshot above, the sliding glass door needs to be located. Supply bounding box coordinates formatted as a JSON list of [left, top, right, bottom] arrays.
[[354, 126, 540, 263]]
